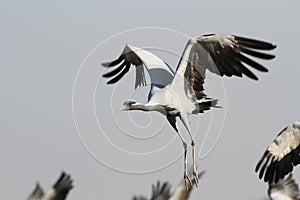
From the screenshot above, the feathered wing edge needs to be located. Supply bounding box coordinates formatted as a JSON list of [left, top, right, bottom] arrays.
[[27, 182, 44, 200], [150, 181, 172, 200], [102, 45, 174, 90], [102, 45, 147, 88], [131, 181, 171, 200], [194, 34, 276, 80], [175, 34, 276, 103], [184, 34, 276, 85], [52, 171, 74, 200], [255, 123, 300, 183]]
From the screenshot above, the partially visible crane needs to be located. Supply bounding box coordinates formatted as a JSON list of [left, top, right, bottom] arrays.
[[268, 174, 299, 200], [132, 171, 205, 200], [27, 171, 73, 200], [256, 122, 300, 183]]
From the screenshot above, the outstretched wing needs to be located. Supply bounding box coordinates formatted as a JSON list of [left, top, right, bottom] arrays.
[[268, 174, 300, 200], [102, 45, 174, 92], [132, 181, 171, 200], [173, 34, 276, 100], [256, 122, 300, 183], [27, 182, 44, 200], [43, 171, 74, 200], [150, 181, 171, 200]]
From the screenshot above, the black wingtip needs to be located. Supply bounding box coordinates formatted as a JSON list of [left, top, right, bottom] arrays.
[[251, 75, 259, 81], [234, 35, 277, 50], [270, 44, 277, 50], [268, 54, 276, 59], [255, 162, 260, 173], [102, 73, 111, 78], [240, 54, 270, 73], [105, 62, 131, 84], [102, 61, 127, 81], [101, 62, 111, 67], [101, 54, 125, 68], [242, 68, 259, 80], [107, 78, 119, 84], [240, 47, 276, 60]]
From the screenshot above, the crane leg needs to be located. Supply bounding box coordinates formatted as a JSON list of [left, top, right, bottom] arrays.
[[167, 115, 192, 190], [180, 115, 199, 187], [176, 130, 192, 190], [190, 139, 199, 187]]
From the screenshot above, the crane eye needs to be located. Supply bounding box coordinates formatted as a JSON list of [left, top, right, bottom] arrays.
[[128, 100, 136, 105]]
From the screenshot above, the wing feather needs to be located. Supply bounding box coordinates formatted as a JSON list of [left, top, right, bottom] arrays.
[[102, 54, 124, 67], [174, 34, 276, 101], [27, 183, 44, 200], [239, 46, 275, 60], [102, 45, 174, 90], [102, 60, 127, 78], [195, 34, 275, 77], [256, 122, 300, 183], [239, 54, 269, 72], [150, 181, 171, 200], [42, 171, 73, 200], [232, 35, 276, 50], [106, 62, 131, 84]]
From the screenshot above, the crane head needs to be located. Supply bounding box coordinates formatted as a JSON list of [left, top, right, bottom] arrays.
[[119, 100, 137, 111]]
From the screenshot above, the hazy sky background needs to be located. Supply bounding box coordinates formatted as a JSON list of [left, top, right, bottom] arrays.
[[1, 1, 300, 199]]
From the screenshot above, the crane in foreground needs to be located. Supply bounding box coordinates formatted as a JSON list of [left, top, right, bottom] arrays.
[[102, 33, 276, 189], [256, 122, 300, 183], [27, 171, 73, 200]]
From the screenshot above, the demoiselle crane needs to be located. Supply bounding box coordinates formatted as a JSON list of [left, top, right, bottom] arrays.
[[27, 171, 73, 200], [268, 174, 300, 200], [132, 171, 205, 200], [102, 34, 276, 189], [256, 122, 300, 183]]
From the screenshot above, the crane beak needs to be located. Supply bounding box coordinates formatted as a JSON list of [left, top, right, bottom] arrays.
[[119, 106, 126, 112]]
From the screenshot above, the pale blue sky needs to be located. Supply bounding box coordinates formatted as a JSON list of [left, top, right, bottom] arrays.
[[1, 1, 300, 199]]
